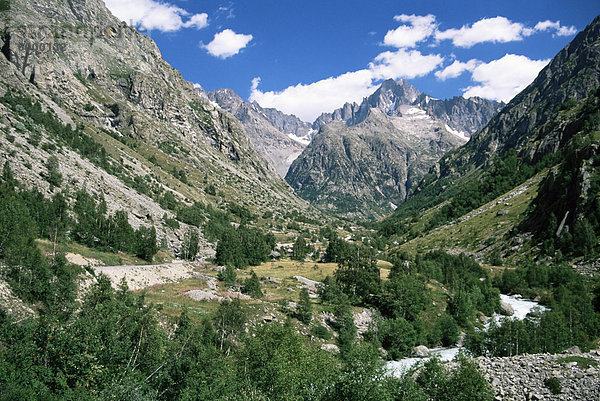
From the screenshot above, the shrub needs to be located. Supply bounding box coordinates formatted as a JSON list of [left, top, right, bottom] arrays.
[[311, 325, 332, 340], [242, 270, 262, 298], [205, 184, 216, 196], [544, 377, 561, 394], [217, 266, 237, 286]]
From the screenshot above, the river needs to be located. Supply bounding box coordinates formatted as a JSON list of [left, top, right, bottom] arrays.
[[386, 294, 546, 376]]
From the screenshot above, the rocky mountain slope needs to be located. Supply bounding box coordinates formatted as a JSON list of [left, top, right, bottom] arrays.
[[285, 79, 502, 220], [0, 0, 318, 257], [286, 100, 468, 220], [382, 15, 600, 268], [207, 88, 309, 177]]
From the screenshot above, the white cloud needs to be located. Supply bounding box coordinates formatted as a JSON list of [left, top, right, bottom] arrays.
[[250, 47, 443, 121], [534, 20, 577, 36], [369, 48, 444, 80], [383, 14, 437, 48], [183, 13, 209, 29], [104, 0, 208, 32], [462, 54, 550, 102], [202, 29, 253, 59], [249, 70, 377, 122], [435, 16, 534, 48], [435, 59, 480, 81]]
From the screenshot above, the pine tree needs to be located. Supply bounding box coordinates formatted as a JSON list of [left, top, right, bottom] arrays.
[[297, 288, 312, 324]]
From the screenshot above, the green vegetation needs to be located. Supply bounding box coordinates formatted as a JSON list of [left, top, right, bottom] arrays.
[[215, 225, 274, 268], [1, 91, 113, 172], [296, 288, 312, 324], [525, 92, 600, 259], [179, 227, 199, 260], [44, 155, 62, 188], [292, 235, 309, 261], [555, 355, 599, 368], [466, 262, 600, 356], [70, 190, 157, 261], [217, 265, 237, 286], [544, 377, 562, 395], [242, 270, 263, 298]]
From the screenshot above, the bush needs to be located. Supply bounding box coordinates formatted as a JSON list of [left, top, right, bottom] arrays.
[[378, 317, 417, 359], [205, 184, 216, 196], [242, 270, 262, 298], [311, 325, 332, 340], [45, 155, 62, 188], [217, 266, 237, 286], [438, 313, 460, 347], [180, 227, 199, 260], [296, 288, 312, 324], [544, 377, 561, 394]]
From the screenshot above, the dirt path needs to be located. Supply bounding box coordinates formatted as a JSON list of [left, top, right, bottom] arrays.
[[93, 261, 199, 291]]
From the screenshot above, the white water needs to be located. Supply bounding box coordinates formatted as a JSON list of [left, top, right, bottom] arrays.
[[499, 294, 546, 320], [386, 294, 544, 376]]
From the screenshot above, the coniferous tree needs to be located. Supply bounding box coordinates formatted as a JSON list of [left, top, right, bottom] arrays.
[[297, 288, 312, 324], [292, 236, 309, 261], [181, 226, 200, 260]]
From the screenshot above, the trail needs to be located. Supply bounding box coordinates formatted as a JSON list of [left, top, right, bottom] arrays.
[[91, 261, 200, 291]]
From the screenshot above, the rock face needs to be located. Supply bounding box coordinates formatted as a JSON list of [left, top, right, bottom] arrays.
[[414, 94, 505, 138], [0, 0, 316, 256], [475, 350, 600, 400], [207, 88, 310, 177], [287, 79, 502, 219]]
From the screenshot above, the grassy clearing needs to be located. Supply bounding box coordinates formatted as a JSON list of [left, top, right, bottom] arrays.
[[140, 276, 220, 321], [555, 356, 599, 369], [135, 259, 393, 326]]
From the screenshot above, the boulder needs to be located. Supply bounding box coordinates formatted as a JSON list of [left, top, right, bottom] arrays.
[[413, 345, 429, 357], [500, 299, 515, 316]]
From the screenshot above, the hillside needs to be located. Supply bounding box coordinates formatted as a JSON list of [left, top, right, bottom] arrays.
[[0, 0, 322, 261], [207, 88, 309, 177], [381, 15, 600, 269]]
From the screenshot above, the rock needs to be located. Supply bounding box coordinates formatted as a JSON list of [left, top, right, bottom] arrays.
[[262, 276, 282, 284], [500, 299, 515, 316], [564, 345, 581, 354], [208, 88, 308, 177], [186, 289, 224, 302], [413, 345, 429, 357], [286, 78, 501, 220], [293, 275, 319, 292], [321, 343, 340, 354], [496, 209, 509, 216]]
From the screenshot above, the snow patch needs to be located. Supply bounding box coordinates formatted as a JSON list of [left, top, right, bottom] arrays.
[[287, 133, 311, 146], [405, 107, 426, 115], [444, 124, 469, 141]]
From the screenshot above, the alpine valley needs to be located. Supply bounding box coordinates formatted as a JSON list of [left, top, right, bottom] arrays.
[[0, 0, 599, 400]]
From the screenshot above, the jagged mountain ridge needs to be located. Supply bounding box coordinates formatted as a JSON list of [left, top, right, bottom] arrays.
[[312, 79, 504, 136], [286, 104, 467, 220], [0, 0, 319, 256]]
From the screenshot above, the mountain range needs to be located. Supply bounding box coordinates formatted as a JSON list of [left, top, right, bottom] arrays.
[[285, 79, 503, 219]]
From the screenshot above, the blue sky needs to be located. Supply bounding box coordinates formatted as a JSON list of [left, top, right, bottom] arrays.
[[104, 0, 598, 121]]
